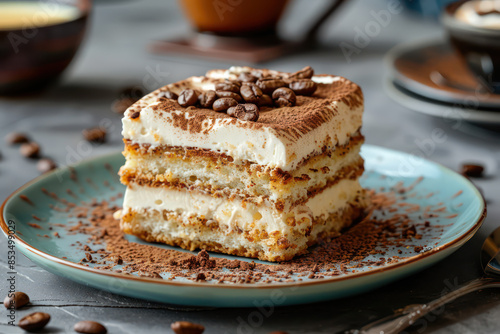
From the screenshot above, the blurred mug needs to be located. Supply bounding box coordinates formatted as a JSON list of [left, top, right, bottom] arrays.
[[178, 0, 289, 36]]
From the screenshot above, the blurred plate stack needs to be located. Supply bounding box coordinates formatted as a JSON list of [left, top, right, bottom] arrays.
[[384, 39, 500, 128]]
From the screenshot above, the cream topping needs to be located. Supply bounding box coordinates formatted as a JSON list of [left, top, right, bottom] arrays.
[[455, 0, 500, 28]]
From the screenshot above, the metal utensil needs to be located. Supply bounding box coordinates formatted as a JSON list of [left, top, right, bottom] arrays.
[[355, 226, 500, 334]]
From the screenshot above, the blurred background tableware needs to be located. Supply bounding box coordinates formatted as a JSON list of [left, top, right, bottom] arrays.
[[386, 39, 500, 108], [401, 0, 457, 18], [150, 0, 348, 63], [384, 77, 500, 131], [180, 0, 289, 36], [443, 0, 500, 94], [0, 0, 91, 96]]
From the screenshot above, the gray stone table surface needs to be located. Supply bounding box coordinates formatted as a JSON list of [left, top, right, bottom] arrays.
[[1, 0, 499, 333]]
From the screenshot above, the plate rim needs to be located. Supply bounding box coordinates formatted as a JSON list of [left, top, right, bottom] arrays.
[[384, 78, 500, 124], [384, 38, 500, 109], [1, 146, 487, 290]]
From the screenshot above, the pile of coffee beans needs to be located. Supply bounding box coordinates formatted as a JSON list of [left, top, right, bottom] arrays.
[[161, 66, 317, 122]]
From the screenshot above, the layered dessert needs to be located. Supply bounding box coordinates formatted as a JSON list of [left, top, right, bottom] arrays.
[[118, 66, 366, 262]]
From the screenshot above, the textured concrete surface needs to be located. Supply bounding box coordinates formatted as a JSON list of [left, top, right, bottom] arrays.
[[1, 0, 499, 333]]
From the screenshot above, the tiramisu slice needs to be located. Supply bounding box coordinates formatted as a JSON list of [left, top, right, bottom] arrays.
[[119, 66, 367, 262]]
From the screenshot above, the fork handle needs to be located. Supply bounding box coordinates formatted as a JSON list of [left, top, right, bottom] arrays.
[[358, 277, 500, 334]]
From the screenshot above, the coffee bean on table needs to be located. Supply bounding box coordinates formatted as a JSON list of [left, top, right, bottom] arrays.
[[288, 66, 314, 79], [82, 128, 107, 143], [111, 97, 137, 114], [37, 158, 57, 174], [216, 91, 242, 102], [171, 321, 205, 334], [215, 82, 240, 93], [238, 72, 258, 83], [158, 91, 178, 100], [178, 89, 199, 107], [18, 312, 50, 332], [20, 142, 40, 158], [3, 291, 30, 309], [5, 132, 29, 145], [289, 79, 317, 96], [213, 98, 238, 112], [227, 104, 259, 122], [461, 163, 484, 178], [258, 94, 273, 107], [198, 90, 217, 108], [74, 320, 107, 334], [119, 86, 145, 100], [272, 87, 297, 107], [240, 83, 263, 104], [256, 78, 287, 94]]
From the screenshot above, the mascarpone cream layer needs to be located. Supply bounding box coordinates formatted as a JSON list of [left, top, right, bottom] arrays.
[[122, 178, 363, 235]]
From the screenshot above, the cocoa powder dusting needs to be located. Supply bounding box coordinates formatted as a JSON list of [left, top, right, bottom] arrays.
[[148, 73, 363, 143]]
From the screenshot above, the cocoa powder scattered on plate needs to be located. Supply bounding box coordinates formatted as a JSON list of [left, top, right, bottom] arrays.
[[51, 183, 452, 284]]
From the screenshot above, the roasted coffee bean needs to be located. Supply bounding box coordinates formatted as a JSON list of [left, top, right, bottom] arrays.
[[213, 98, 238, 112], [288, 66, 314, 79], [227, 104, 245, 118], [256, 78, 287, 94], [238, 72, 258, 83], [5, 132, 29, 145], [461, 163, 484, 178], [171, 321, 205, 334], [82, 128, 107, 143], [227, 104, 259, 122], [18, 312, 50, 332], [216, 91, 242, 102], [20, 142, 40, 158], [215, 82, 240, 93], [3, 291, 29, 309], [228, 80, 242, 87], [158, 91, 178, 100], [258, 94, 273, 107], [240, 83, 263, 103], [178, 89, 199, 107], [272, 87, 296, 107], [289, 79, 317, 96], [111, 97, 137, 114], [74, 320, 107, 334], [37, 158, 57, 174], [198, 90, 217, 108]]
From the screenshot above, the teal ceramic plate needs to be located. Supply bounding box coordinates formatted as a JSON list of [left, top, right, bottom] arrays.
[[1, 145, 486, 307]]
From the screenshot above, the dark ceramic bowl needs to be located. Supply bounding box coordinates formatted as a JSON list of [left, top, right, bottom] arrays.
[[443, 0, 500, 93], [0, 0, 91, 95]]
